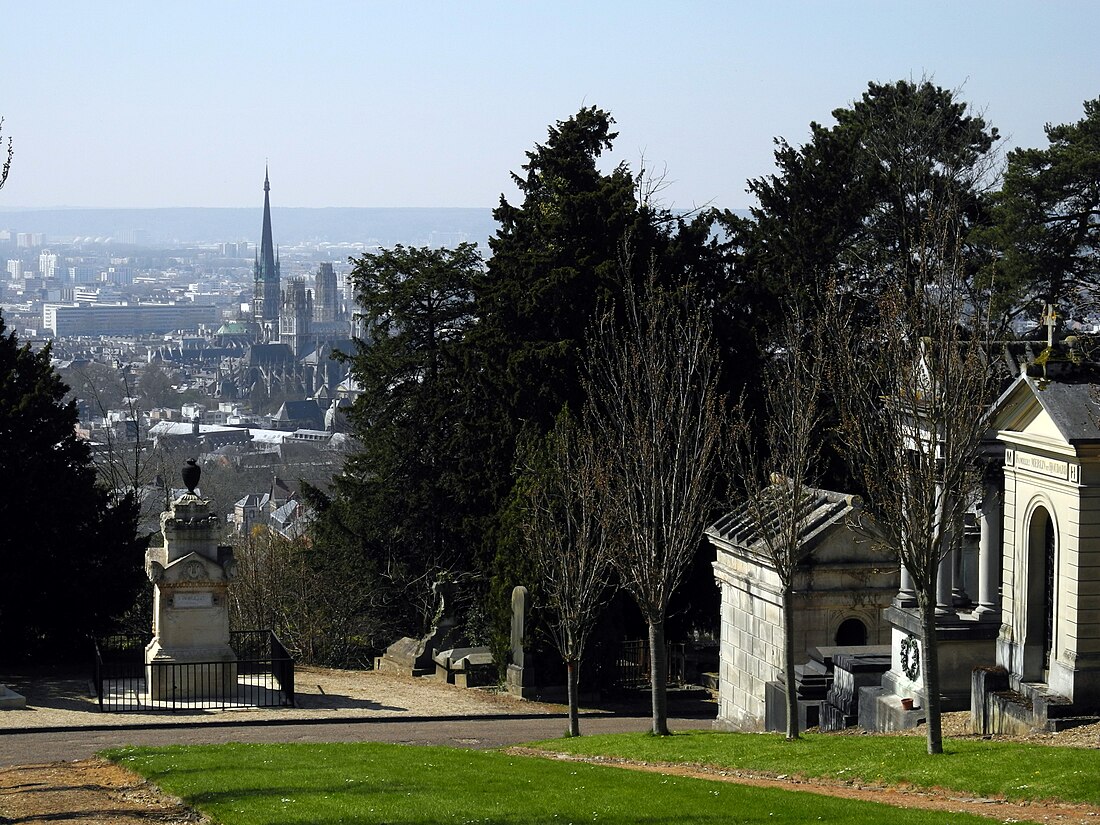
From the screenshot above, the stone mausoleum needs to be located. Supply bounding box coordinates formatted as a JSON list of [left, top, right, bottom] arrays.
[[707, 485, 897, 728], [972, 345, 1100, 731], [710, 324, 1100, 734]]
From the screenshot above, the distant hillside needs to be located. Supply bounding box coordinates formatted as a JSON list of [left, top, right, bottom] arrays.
[[0, 207, 498, 248], [0, 206, 752, 250]]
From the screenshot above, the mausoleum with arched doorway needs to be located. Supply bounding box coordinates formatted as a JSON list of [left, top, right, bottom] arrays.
[[974, 367, 1100, 731]]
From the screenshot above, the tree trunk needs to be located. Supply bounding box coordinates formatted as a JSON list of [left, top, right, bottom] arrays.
[[781, 586, 800, 739], [649, 618, 669, 736], [566, 658, 580, 737], [919, 582, 944, 755]]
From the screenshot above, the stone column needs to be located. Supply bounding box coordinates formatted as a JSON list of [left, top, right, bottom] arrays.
[[935, 552, 955, 615], [951, 538, 971, 607], [506, 585, 536, 698], [145, 460, 238, 701], [935, 487, 957, 617], [974, 481, 1002, 619], [895, 564, 917, 607]]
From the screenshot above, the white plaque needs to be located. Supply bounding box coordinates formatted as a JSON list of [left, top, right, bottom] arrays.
[[174, 592, 213, 609]]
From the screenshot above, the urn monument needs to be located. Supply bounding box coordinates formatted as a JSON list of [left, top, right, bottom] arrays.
[[144, 459, 237, 699]]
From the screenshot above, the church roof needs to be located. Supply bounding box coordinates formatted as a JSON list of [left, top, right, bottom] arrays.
[[273, 399, 324, 427], [248, 343, 296, 365], [216, 320, 250, 336]]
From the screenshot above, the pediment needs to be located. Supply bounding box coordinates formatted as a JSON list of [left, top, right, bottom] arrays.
[[991, 375, 1072, 448], [162, 552, 224, 584]]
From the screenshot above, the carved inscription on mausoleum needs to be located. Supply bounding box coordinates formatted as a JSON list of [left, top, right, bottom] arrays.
[[1015, 454, 1069, 479]]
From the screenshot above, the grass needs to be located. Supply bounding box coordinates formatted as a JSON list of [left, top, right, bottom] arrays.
[[531, 730, 1100, 805], [107, 741, 1009, 825]]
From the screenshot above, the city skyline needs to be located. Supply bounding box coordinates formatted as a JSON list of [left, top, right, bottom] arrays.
[[2, 2, 1098, 211]]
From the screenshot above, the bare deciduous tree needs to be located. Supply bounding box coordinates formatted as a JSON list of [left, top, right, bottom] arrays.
[[729, 307, 827, 739], [584, 260, 724, 736], [230, 526, 375, 667], [0, 116, 11, 191], [830, 205, 998, 755], [518, 410, 614, 736]]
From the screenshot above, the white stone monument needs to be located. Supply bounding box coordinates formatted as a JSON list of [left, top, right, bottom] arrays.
[[144, 459, 237, 700]]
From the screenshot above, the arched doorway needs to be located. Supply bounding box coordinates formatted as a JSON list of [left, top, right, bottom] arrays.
[[1024, 505, 1057, 680], [835, 617, 868, 647]]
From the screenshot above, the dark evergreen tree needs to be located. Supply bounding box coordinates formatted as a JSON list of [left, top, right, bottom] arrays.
[[472, 106, 638, 440], [0, 311, 144, 658], [988, 96, 1100, 327], [463, 108, 756, 668], [303, 244, 480, 646], [746, 79, 999, 311], [737, 79, 1001, 490]]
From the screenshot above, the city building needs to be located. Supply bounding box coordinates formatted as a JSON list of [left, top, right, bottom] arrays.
[[313, 262, 341, 324], [43, 303, 218, 337], [39, 250, 60, 279]]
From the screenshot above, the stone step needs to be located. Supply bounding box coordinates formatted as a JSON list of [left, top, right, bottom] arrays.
[[1049, 715, 1100, 732], [818, 702, 856, 732]]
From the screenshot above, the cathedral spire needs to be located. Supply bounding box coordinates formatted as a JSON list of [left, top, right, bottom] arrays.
[[260, 169, 275, 278], [253, 167, 281, 339]]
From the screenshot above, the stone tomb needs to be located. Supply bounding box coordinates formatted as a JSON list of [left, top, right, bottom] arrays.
[[971, 359, 1100, 732], [145, 460, 237, 700], [708, 485, 898, 729], [0, 684, 25, 710]]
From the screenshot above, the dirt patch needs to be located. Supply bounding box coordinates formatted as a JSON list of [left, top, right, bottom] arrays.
[[506, 747, 1100, 824], [0, 757, 208, 825]]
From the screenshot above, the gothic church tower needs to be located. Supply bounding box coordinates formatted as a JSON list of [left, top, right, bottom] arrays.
[[252, 168, 281, 342]]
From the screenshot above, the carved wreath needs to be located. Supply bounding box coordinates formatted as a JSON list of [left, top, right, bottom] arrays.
[[900, 634, 921, 680]]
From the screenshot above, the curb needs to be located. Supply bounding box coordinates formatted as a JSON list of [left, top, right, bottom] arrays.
[[0, 710, 632, 737]]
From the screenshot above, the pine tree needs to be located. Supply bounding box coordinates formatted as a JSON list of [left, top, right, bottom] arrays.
[[0, 311, 144, 657]]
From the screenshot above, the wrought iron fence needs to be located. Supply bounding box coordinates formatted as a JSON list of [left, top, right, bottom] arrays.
[[587, 640, 686, 690], [94, 630, 295, 712]]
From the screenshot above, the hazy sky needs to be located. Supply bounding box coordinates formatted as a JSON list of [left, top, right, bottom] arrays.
[[2, 2, 1097, 210]]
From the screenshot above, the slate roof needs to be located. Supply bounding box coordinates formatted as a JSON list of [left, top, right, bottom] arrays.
[[707, 484, 861, 556], [248, 343, 296, 366], [998, 371, 1100, 444], [273, 399, 325, 429]]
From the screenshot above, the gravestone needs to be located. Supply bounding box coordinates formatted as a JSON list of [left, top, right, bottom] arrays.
[[144, 459, 238, 699], [376, 579, 460, 677], [506, 585, 537, 698], [0, 683, 25, 709]]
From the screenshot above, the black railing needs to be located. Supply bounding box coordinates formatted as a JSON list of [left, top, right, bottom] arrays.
[[94, 630, 295, 712], [588, 640, 686, 690]]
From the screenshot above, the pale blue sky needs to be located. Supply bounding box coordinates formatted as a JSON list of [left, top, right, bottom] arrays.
[[2, 2, 1096, 210]]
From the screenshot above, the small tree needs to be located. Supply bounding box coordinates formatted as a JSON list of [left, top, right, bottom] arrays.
[[518, 410, 613, 736], [730, 307, 827, 739], [584, 260, 724, 736], [830, 206, 997, 755], [0, 116, 11, 191]]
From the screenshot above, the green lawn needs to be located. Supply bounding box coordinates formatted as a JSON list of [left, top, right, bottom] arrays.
[[532, 730, 1100, 805], [108, 741, 1010, 825]]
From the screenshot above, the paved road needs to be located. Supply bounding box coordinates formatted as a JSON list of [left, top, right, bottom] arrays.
[[0, 713, 711, 766]]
